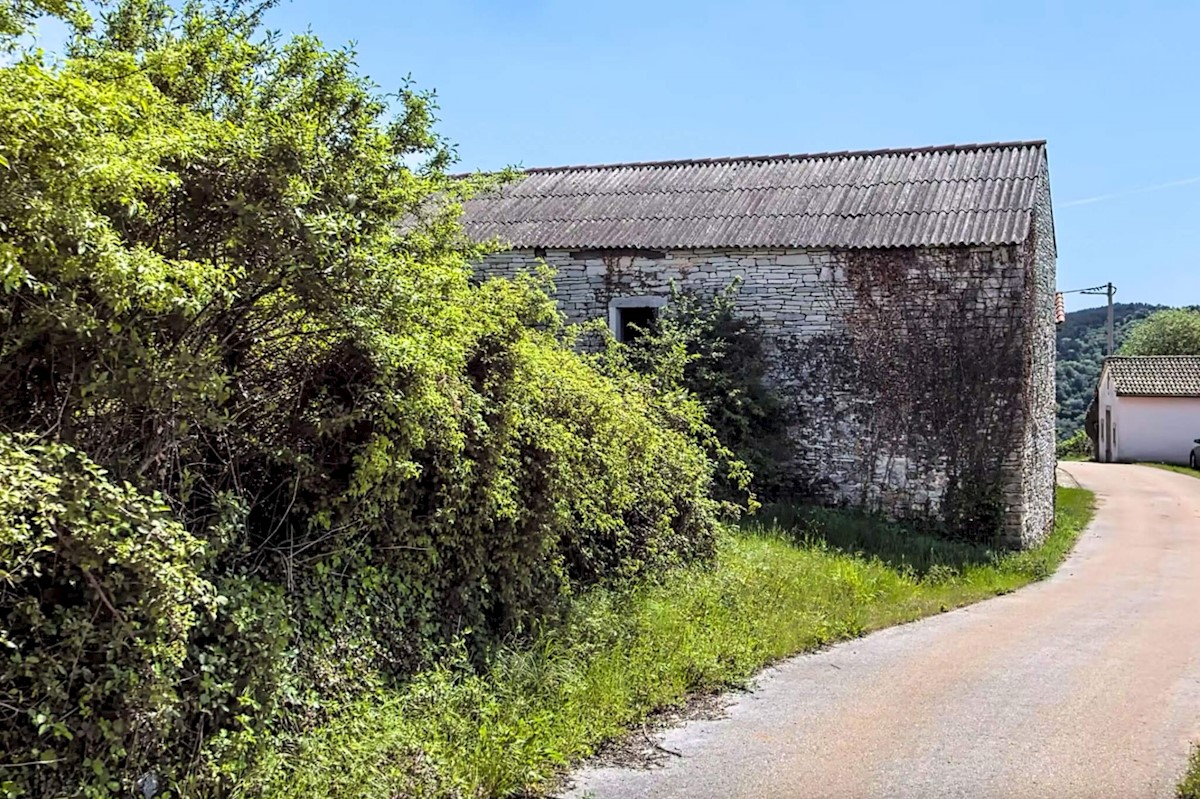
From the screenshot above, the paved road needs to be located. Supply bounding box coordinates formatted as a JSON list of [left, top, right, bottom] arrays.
[[566, 463, 1200, 799]]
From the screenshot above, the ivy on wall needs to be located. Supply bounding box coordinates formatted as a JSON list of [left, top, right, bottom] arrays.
[[774, 248, 1028, 543]]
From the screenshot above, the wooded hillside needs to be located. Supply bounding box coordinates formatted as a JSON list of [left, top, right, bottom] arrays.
[[1055, 302, 1165, 437]]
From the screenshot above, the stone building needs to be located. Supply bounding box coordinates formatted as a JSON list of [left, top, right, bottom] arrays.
[[461, 141, 1058, 546]]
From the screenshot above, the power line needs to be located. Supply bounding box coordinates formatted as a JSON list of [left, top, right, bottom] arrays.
[[1059, 282, 1117, 356]]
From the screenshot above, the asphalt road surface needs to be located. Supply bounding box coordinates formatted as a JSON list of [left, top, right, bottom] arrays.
[[565, 462, 1200, 799]]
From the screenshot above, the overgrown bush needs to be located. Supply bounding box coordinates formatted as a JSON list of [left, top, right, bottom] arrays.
[[0, 434, 211, 796], [619, 282, 793, 501], [1056, 429, 1092, 460], [0, 436, 294, 797], [239, 487, 1095, 799], [0, 3, 726, 795]]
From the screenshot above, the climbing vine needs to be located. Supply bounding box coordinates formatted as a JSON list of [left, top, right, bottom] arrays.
[[775, 248, 1028, 543]]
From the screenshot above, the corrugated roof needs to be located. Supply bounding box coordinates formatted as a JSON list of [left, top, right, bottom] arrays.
[[460, 140, 1049, 250], [1105, 356, 1200, 397]]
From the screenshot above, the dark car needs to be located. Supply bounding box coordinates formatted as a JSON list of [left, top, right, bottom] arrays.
[[1192, 438, 1200, 470]]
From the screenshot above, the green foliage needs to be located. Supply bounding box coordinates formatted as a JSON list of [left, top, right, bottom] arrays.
[[1056, 429, 1092, 460], [243, 487, 1094, 799], [1055, 303, 1167, 439], [0, 434, 211, 796], [0, 3, 724, 795], [1119, 309, 1200, 356], [1179, 745, 1200, 799], [0, 435, 293, 798], [0, 0, 90, 45], [620, 282, 792, 501]]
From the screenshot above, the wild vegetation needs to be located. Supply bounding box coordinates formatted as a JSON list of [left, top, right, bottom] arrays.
[[0, 3, 1100, 797], [1056, 429, 1091, 460], [621, 282, 792, 501], [1119, 308, 1200, 356], [242, 487, 1095, 799], [0, 3, 730, 794], [1180, 747, 1200, 799]]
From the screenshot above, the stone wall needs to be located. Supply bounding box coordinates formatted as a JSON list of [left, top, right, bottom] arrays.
[[1018, 166, 1060, 544], [476, 233, 1055, 546], [477, 248, 848, 341]]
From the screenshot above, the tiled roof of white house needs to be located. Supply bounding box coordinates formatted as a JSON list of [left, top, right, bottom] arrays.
[[459, 140, 1049, 250], [1105, 356, 1200, 397]]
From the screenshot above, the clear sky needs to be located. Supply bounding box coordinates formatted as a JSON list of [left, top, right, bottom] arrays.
[[33, 0, 1200, 310]]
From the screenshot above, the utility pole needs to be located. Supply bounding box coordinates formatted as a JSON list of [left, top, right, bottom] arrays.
[[1071, 282, 1118, 357], [1105, 282, 1115, 357]]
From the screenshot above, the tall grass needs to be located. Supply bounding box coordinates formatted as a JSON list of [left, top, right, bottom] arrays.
[[760, 504, 1006, 576], [1180, 746, 1200, 799], [242, 487, 1095, 799]]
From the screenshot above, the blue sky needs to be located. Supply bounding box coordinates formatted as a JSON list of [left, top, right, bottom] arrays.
[[33, 0, 1200, 309]]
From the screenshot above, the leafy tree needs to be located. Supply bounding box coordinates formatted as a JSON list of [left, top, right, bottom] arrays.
[[0, 0, 88, 44], [0, 1, 727, 794], [1119, 308, 1200, 356]]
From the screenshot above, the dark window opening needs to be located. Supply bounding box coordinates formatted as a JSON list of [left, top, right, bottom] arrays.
[[618, 306, 658, 343]]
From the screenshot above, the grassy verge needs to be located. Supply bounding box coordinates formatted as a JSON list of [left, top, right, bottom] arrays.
[[1140, 462, 1200, 479], [1180, 746, 1200, 798], [242, 487, 1095, 799]]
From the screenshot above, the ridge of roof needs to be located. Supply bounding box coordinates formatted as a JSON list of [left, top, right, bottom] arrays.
[[515, 140, 1048, 175]]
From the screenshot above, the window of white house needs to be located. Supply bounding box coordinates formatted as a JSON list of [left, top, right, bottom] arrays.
[[608, 296, 668, 343]]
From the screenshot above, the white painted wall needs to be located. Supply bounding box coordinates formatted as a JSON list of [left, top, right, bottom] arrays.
[[1115, 396, 1200, 464], [1097, 368, 1119, 462]]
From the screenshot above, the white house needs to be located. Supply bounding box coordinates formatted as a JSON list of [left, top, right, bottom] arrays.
[[1095, 356, 1200, 464]]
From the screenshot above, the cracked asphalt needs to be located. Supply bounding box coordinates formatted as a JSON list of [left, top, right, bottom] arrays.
[[565, 463, 1200, 799]]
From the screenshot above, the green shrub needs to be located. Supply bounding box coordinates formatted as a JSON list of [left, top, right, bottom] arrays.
[[0, 4, 725, 794], [0, 434, 210, 797], [281, 274, 724, 685], [1179, 745, 1200, 799], [621, 281, 792, 501], [0, 436, 295, 798], [1056, 429, 1092, 460]]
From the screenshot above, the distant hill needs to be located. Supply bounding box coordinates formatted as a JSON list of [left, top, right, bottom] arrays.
[[1055, 302, 1166, 438]]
